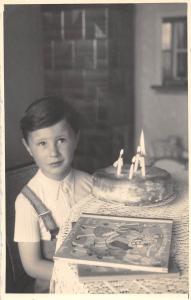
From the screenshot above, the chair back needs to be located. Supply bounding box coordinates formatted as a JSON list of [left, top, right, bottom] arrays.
[[6, 163, 38, 292]]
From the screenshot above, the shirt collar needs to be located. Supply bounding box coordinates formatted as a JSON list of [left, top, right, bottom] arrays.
[[62, 168, 73, 185], [37, 168, 74, 189]]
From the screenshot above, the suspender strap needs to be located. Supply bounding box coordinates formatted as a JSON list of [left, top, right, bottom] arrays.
[[21, 185, 59, 240]]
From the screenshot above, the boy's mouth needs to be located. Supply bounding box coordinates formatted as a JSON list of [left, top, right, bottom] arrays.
[[49, 161, 63, 167]]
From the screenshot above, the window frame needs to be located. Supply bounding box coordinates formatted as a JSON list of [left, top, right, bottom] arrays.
[[161, 16, 187, 86], [152, 5, 187, 92]]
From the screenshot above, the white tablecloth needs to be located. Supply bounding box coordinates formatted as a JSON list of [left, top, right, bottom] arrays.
[[50, 168, 188, 294]]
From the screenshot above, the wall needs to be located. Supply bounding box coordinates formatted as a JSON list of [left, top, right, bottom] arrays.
[[4, 5, 44, 169], [5, 4, 188, 168], [134, 3, 188, 156], [41, 5, 135, 172]]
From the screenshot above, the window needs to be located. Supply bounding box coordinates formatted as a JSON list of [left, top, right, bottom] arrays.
[[161, 17, 187, 86]]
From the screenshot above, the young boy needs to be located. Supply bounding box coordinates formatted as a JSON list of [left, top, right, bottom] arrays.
[[14, 97, 92, 292]]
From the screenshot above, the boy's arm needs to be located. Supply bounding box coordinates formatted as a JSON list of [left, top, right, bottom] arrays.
[[18, 242, 53, 281]]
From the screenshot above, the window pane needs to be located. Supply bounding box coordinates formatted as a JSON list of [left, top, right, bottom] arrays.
[[162, 51, 172, 81], [162, 22, 172, 50], [176, 20, 187, 48], [162, 17, 187, 84], [177, 52, 187, 78]]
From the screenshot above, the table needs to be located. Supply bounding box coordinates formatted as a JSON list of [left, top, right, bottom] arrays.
[[50, 167, 188, 294]]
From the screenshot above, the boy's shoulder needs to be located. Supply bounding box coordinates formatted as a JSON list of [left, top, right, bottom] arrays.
[[15, 169, 41, 209], [25, 168, 42, 188], [16, 169, 47, 199]]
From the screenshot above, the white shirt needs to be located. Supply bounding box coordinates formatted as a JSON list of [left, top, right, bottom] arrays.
[[14, 168, 92, 242]]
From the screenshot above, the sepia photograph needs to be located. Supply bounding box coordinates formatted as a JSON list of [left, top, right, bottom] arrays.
[[1, 1, 189, 296]]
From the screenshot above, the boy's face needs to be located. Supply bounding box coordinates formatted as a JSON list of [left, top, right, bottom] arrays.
[[23, 119, 79, 181]]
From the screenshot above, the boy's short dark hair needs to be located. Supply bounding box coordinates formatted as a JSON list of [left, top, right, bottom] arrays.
[[20, 96, 80, 141]]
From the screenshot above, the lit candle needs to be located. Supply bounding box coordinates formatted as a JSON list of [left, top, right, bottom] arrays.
[[140, 130, 146, 155], [140, 156, 146, 177], [134, 146, 141, 172], [129, 156, 136, 180], [113, 149, 124, 176], [117, 149, 124, 176], [140, 130, 146, 177]]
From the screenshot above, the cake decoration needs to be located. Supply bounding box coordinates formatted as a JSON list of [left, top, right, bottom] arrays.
[[130, 130, 146, 178], [113, 148, 124, 177], [92, 130, 176, 207]]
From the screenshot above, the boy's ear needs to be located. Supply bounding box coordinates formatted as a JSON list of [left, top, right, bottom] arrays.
[[22, 138, 33, 157]]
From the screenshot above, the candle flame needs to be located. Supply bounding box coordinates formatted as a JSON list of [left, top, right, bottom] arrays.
[[140, 130, 146, 155], [119, 149, 124, 157]]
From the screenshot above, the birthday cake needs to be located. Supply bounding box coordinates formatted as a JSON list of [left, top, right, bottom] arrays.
[[92, 131, 176, 206], [92, 165, 175, 207]]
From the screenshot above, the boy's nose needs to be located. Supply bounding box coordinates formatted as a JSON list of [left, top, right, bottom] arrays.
[[49, 143, 59, 157]]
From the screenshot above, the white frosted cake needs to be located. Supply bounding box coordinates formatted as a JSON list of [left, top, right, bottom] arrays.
[[92, 165, 175, 206]]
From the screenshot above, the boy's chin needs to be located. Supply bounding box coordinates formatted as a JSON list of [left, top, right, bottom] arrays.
[[42, 166, 72, 180]]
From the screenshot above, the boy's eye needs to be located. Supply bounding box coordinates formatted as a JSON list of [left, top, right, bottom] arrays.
[[38, 141, 46, 146], [58, 138, 66, 144]]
